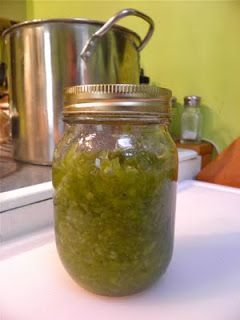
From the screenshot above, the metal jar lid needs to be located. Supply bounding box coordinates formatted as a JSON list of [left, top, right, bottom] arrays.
[[63, 84, 172, 123]]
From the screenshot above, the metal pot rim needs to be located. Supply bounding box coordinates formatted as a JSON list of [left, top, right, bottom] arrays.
[[2, 18, 141, 42]]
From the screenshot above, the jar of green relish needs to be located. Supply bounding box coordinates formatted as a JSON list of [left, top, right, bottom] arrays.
[[52, 84, 178, 296]]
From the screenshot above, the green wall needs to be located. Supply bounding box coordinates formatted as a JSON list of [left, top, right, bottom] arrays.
[[9, 1, 240, 150], [1, 0, 27, 22]]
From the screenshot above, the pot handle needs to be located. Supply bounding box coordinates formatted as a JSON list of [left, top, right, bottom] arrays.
[[80, 8, 154, 61]]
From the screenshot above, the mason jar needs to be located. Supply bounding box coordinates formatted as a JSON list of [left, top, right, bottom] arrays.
[[52, 84, 178, 296]]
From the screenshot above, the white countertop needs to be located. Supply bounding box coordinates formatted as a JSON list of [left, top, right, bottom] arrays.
[[0, 181, 240, 320]]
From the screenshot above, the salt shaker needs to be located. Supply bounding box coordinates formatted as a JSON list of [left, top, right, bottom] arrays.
[[180, 95, 202, 144]]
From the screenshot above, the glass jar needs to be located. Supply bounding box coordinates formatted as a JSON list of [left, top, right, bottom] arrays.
[[180, 95, 202, 144], [52, 84, 178, 296]]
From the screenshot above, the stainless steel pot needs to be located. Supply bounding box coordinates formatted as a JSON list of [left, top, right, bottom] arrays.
[[2, 8, 154, 165]]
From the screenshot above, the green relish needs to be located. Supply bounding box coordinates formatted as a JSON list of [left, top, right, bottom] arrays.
[[53, 142, 177, 296]]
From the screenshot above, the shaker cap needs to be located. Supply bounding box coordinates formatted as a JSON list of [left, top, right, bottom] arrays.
[[184, 95, 201, 106]]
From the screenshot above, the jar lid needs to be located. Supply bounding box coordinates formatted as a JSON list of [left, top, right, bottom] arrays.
[[63, 84, 172, 123], [184, 95, 201, 107]]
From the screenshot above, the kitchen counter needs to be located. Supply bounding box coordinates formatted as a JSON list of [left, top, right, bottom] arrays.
[[0, 181, 240, 320]]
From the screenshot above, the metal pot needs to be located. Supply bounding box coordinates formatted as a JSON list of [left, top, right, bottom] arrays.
[[2, 8, 154, 165]]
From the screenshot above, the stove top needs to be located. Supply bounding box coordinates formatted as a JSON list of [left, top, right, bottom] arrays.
[[0, 143, 51, 193]]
